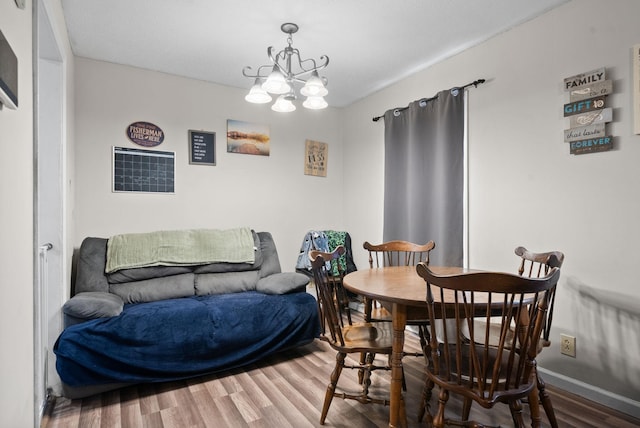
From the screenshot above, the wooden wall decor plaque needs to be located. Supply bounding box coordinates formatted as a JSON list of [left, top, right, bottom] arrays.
[[126, 121, 165, 147], [304, 139, 328, 177], [563, 68, 613, 155]]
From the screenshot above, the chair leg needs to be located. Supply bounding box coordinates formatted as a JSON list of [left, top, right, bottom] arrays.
[[418, 328, 434, 423], [364, 297, 373, 322], [399, 393, 408, 427], [527, 388, 542, 428], [320, 352, 345, 425], [361, 352, 375, 397], [417, 378, 434, 422], [401, 366, 407, 392], [537, 370, 559, 428], [508, 399, 526, 428], [432, 387, 449, 428], [462, 397, 472, 422], [418, 324, 431, 355]]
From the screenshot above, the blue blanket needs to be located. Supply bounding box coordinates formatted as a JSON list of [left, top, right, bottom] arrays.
[[54, 291, 320, 387]]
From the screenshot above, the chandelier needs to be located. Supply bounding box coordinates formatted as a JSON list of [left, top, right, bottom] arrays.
[[242, 23, 329, 112]]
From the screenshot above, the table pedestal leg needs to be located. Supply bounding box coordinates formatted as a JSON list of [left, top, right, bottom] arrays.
[[390, 303, 407, 428]]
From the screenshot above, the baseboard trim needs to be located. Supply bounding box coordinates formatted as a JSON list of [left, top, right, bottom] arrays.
[[538, 367, 640, 419]]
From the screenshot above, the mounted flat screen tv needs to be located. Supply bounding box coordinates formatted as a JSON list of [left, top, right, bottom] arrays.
[[0, 29, 18, 110]]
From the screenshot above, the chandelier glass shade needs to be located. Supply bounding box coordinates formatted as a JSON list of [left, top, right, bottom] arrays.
[[244, 78, 272, 104], [272, 93, 297, 112], [243, 23, 329, 112]]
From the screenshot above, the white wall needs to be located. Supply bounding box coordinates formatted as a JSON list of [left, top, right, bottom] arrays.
[[0, 2, 34, 427], [344, 0, 640, 413], [73, 58, 345, 272]]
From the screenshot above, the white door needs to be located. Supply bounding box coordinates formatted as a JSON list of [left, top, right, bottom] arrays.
[[35, 0, 65, 422]]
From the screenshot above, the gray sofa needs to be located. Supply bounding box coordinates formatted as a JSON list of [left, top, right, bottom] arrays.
[[54, 229, 321, 398]]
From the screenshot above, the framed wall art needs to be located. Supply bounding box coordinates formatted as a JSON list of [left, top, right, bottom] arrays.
[[0, 29, 18, 109], [304, 139, 328, 177], [226, 119, 270, 156], [126, 121, 164, 147], [189, 130, 216, 165]]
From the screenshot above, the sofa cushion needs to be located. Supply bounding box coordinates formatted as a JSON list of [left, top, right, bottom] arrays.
[[74, 238, 110, 293], [256, 272, 310, 294], [63, 291, 124, 327], [257, 232, 282, 277], [107, 265, 194, 284], [54, 292, 321, 391], [194, 271, 260, 296], [109, 273, 195, 304]]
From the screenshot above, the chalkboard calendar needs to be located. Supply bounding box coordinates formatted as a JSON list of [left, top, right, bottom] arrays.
[[112, 146, 175, 193]]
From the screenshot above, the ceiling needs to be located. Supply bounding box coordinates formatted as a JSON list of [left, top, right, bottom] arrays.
[[60, 0, 569, 108]]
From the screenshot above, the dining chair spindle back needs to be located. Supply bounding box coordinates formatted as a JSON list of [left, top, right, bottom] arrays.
[[416, 264, 561, 428], [362, 240, 436, 357]]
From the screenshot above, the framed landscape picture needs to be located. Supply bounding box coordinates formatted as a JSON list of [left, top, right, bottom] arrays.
[[226, 120, 270, 156]]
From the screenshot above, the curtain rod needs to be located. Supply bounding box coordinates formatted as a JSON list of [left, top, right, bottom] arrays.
[[372, 78, 486, 122]]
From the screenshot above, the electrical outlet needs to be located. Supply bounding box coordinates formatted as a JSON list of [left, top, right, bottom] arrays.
[[560, 334, 576, 357]]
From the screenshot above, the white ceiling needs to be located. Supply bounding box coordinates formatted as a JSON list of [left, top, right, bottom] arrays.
[[60, 0, 569, 107]]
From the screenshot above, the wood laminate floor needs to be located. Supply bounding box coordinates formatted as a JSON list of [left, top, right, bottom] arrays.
[[43, 312, 640, 428]]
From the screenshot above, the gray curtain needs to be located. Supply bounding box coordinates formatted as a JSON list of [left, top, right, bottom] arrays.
[[383, 89, 464, 266]]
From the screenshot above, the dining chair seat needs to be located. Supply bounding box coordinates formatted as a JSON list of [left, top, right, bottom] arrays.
[[341, 322, 393, 348]]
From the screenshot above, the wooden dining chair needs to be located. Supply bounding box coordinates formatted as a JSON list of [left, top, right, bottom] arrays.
[[515, 246, 565, 428], [297, 231, 355, 327], [454, 247, 565, 427], [309, 246, 394, 425], [416, 264, 561, 428], [515, 247, 565, 347], [362, 240, 436, 356]]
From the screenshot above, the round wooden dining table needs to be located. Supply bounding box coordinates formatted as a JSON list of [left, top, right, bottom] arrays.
[[342, 265, 476, 428]]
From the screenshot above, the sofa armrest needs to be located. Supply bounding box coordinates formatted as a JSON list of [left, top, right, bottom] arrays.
[[63, 292, 124, 328], [256, 272, 310, 295]]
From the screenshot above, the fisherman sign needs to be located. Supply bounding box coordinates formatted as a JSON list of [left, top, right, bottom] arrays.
[[126, 121, 165, 147]]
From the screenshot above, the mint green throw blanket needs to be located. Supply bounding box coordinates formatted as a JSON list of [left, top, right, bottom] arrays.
[[105, 227, 255, 273]]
